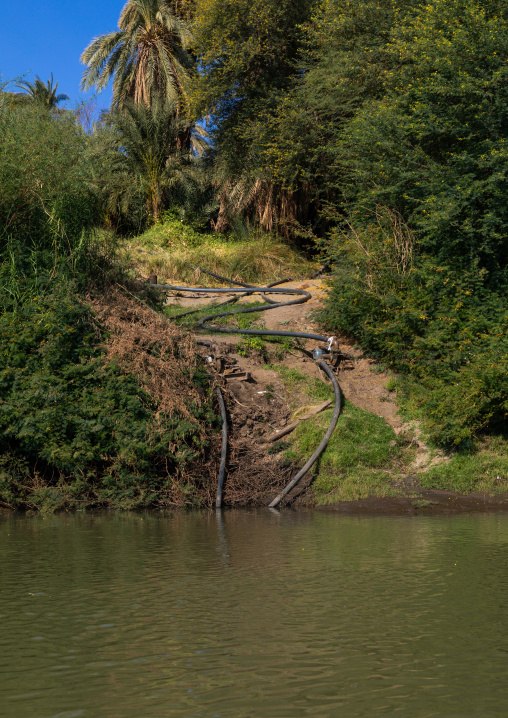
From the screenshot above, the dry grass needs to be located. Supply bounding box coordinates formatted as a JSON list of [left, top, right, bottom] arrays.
[[119, 228, 316, 287], [87, 288, 205, 431]]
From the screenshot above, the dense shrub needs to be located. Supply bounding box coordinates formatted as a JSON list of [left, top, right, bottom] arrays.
[[320, 212, 508, 446], [0, 104, 100, 269], [0, 286, 217, 511], [310, 0, 508, 446], [339, 0, 508, 281]]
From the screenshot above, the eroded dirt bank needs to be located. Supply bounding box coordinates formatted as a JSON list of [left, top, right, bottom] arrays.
[[163, 278, 508, 515]]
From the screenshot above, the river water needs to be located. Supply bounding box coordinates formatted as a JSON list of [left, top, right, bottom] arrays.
[[1, 510, 508, 717]]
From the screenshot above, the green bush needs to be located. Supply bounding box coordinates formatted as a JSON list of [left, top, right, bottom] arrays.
[[314, 1, 508, 447], [336, 0, 508, 281], [0, 104, 100, 268], [320, 215, 508, 446], [0, 286, 216, 510]]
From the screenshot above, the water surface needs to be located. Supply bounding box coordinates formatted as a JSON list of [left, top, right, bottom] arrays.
[[1, 510, 508, 717]]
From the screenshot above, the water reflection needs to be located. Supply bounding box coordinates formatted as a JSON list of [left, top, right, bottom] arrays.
[[1, 511, 508, 717]]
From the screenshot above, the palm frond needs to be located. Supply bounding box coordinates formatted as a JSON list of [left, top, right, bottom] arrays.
[[15, 73, 68, 108], [81, 0, 194, 113]]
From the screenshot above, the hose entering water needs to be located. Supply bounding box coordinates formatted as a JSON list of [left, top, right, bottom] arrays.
[[215, 387, 228, 509], [150, 271, 342, 507], [268, 360, 341, 508]]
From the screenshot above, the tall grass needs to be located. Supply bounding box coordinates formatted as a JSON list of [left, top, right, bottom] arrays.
[[0, 102, 103, 306], [121, 216, 316, 286]]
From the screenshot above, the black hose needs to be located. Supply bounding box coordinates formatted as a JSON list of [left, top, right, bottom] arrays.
[[155, 284, 327, 342], [268, 361, 341, 508], [150, 273, 342, 507], [188, 264, 294, 304], [168, 277, 295, 321], [216, 387, 228, 509]]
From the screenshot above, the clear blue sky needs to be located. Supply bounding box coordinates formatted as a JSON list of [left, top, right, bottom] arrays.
[[2, 0, 124, 110]]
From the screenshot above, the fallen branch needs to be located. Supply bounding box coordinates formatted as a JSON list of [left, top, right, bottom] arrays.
[[262, 400, 332, 443]]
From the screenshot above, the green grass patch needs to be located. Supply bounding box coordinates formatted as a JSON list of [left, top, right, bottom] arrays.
[[268, 364, 409, 503], [419, 434, 508, 495], [163, 301, 238, 328], [294, 402, 403, 503], [266, 365, 334, 404]]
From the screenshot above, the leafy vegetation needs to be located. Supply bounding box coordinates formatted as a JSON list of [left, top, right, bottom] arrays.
[[80, 0, 195, 112], [15, 73, 69, 109], [0, 102, 99, 274], [189, 0, 314, 235], [0, 287, 217, 511], [0, 98, 218, 512], [121, 218, 314, 285], [313, 0, 508, 447], [3, 0, 508, 507]]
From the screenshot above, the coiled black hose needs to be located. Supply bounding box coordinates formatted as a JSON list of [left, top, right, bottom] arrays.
[[150, 273, 342, 507], [155, 283, 326, 341]]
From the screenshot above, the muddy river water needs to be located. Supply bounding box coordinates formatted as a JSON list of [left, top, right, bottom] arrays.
[[1, 510, 508, 717]]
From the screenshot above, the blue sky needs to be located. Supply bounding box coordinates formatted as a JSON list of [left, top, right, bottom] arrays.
[[2, 0, 124, 110]]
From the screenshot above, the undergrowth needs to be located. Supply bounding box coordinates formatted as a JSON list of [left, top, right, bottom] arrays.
[[0, 285, 219, 512], [320, 214, 508, 451], [0, 103, 225, 512], [419, 433, 508, 496], [121, 215, 315, 286]]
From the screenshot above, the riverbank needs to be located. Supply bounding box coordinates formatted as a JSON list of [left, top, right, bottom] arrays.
[[2, 229, 507, 515], [145, 236, 508, 513]]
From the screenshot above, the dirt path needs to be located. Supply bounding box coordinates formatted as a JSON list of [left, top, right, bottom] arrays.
[[164, 278, 403, 431]]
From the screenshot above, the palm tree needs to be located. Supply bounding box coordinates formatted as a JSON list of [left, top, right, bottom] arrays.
[[15, 74, 69, 109], [102, 98, 201, 222], [210, 149, 305, 237], [80, 0, 194, 112]]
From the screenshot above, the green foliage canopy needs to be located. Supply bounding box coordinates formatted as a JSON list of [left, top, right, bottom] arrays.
[[189, 0, 314, 233], [340, 0, 508, 277], [94, 98, 203, 224]]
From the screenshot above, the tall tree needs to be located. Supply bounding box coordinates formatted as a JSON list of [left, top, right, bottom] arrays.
[[338, 0, 508, 275], [190, 0, 313, 234], [99, 98, 200, 223], [15, 74, 68, 109], [259, 0, 423, 213], [80, 0, 194, 112]]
